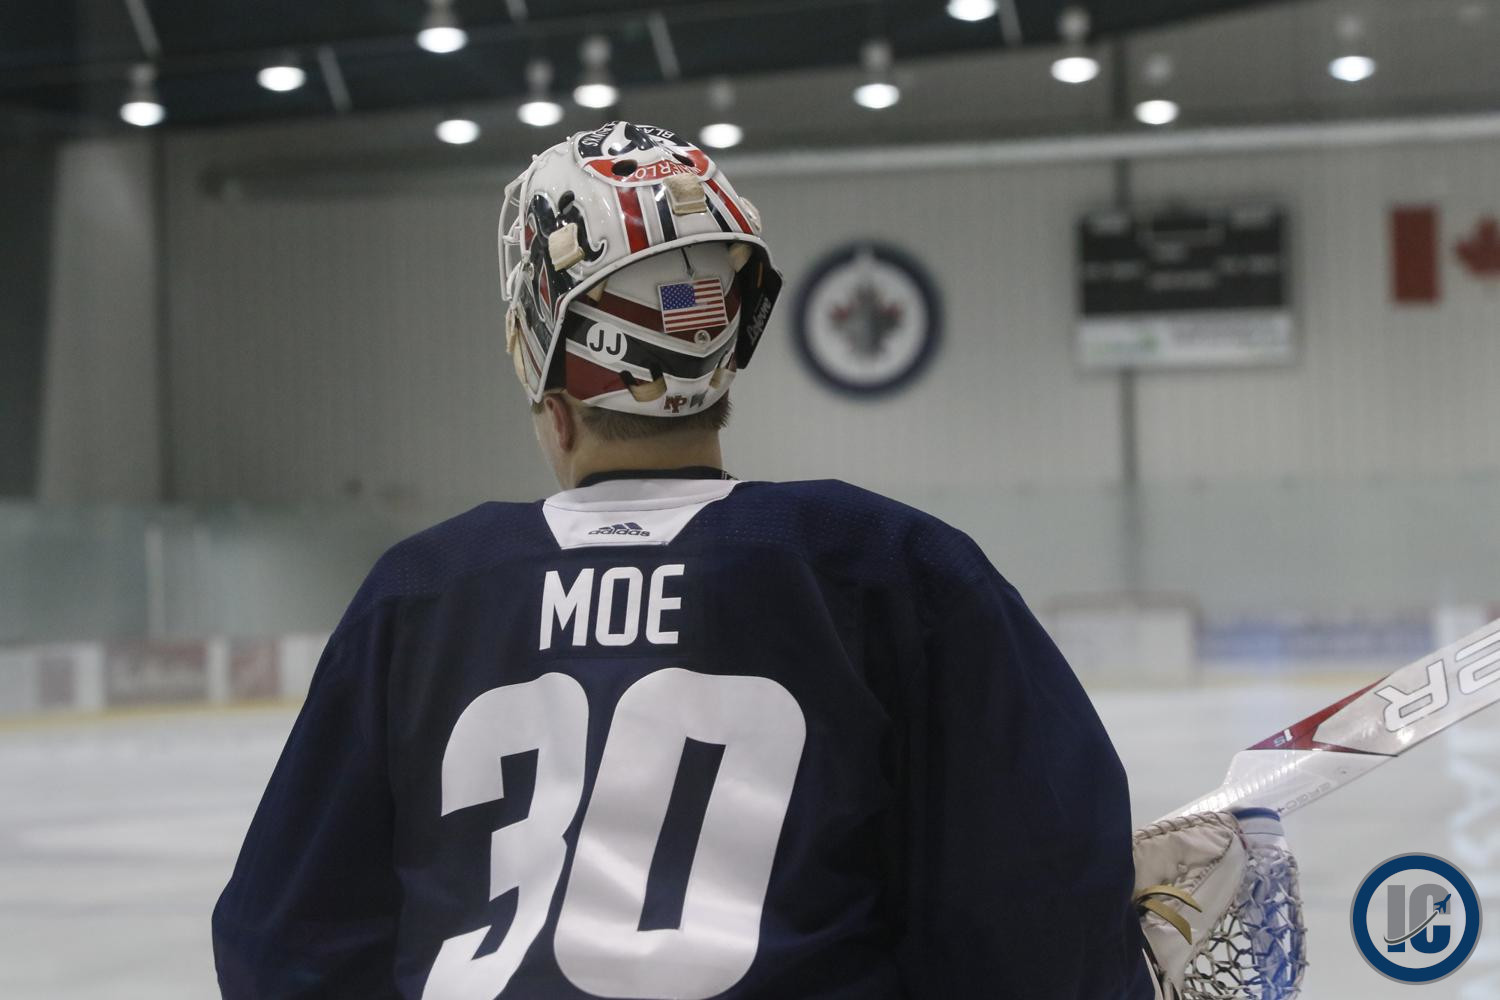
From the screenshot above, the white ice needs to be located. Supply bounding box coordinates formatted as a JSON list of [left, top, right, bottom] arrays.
[[2, 683, 1497, 999]]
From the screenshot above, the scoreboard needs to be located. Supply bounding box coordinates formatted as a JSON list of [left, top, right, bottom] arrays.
[[1076, 203, 1293, 369]]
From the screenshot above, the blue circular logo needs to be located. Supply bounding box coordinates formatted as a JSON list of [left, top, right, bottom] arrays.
[[792, 242, 941, 398], [1350, 853, 1483, 984]]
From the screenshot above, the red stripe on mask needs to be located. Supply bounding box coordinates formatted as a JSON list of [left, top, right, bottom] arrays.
[[706, 179, 750, 233], [618, 188, 649, 253], [564, 351, 628, 402], [594, 290, 663, 332], [586, 291, 723, 345]]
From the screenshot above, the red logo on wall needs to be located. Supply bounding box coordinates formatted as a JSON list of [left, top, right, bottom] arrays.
[[1456, 217, 1500, 279], [1391, 206, 1500, 302]]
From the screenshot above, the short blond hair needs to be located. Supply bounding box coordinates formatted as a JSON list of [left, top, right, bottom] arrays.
[[533, 395, 731, 442]]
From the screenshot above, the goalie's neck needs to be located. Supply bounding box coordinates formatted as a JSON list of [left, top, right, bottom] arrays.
[[575, 465, 734, 488], [562, 432, 725, 490]]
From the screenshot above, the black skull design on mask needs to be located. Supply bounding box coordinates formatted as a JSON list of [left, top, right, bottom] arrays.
[[518, 190, 608, 360]]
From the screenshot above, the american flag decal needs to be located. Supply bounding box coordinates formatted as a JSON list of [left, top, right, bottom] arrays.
[[658, 277, 728, 334]]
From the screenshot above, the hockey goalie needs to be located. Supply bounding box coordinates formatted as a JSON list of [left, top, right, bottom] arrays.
[[211, 121, 1305, 1000]]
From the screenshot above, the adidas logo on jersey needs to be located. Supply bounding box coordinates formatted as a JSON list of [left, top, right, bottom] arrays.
[[587, 521, 650, 537]]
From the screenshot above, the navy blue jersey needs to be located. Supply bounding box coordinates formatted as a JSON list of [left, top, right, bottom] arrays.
[[213, 475, 1150, 999]]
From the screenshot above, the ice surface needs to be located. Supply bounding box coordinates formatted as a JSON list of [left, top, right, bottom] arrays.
[[2, 683, 1497, 999]]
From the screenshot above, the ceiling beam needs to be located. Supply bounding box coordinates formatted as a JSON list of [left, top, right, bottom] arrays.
[[200, 110, 1500, 199], [0, 0, 874, 91], [996, 0, 1024, 47], [647, 12, 682, 82], [316, 46, 352, 114], [120, 0, 163, 60], [722, 111, 1500, 177]]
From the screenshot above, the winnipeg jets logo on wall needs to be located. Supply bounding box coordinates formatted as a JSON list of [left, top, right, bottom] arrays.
[[793, 243, 941, 397]]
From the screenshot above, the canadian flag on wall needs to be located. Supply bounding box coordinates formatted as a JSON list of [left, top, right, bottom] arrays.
[[1391, 205, 1500, 303]]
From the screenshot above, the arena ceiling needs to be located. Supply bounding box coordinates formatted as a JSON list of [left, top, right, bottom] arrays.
[[0, 0, 1299, 131]]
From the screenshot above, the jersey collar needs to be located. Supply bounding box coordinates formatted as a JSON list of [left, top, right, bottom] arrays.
[[542, 473, 740, 547], [574, 466, 733, 489]]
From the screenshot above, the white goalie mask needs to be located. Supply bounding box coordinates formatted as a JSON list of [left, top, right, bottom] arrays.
[[499, 121, 783, 415]]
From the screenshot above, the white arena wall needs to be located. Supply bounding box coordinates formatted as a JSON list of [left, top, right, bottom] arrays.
[[20, 112, 1500, 679], [143, 124, 1500, 499]]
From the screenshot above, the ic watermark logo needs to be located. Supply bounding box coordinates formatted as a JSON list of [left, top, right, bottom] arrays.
[[1351, 853, 1483, 984]]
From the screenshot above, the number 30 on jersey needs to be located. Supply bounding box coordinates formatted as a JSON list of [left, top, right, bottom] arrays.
[[425, 668, 807, 1000]]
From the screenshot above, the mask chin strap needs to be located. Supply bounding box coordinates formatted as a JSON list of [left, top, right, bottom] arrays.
[[505, 305, 528, 389], [728, 245, 781, 370]]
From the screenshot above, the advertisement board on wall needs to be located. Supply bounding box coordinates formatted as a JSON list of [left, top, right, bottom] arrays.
[[1077, 203, 1293, 369]]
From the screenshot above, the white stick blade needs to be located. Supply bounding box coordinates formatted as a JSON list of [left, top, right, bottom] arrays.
[[1165, 617, 1500, 819]]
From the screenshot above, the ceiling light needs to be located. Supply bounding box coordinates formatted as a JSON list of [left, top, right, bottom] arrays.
[[698, 80, 742, 148], [947, 0, 998, 21], [1051, 55, 1100, 84], [699, 122, 743, 149], [436, 118, 481, 144], [417, 24, 467, 54], [854, 39, 900, 110], [573, 35, 619, 109], [853, 82, 901, 109], [708, 76, 735, 113], [1051, 7, 1098, 84], [1142, 52, 1175, 86], [119, 63, 164, 127], [417, 0, 468, 53], [1328, 54, 1377, 82], [573, 82, 619, 109], [1134, 48, 1178, 127], [1058, 5, 1090, 41], [517, 59, 564, 127], [257, 60, 306, 93], [120, 100, 165, 127], [1134, 99, 1180, 126], [518, 99, 564, 127]]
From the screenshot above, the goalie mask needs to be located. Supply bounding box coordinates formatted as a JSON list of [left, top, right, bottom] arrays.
[[500, 121, 783, 415]]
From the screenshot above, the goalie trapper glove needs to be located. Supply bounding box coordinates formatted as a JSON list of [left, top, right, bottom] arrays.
[[1133, 809, 1307, 1000]]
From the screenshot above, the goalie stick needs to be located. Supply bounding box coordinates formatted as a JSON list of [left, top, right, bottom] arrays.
[[1167, 615, 1500, 819]]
